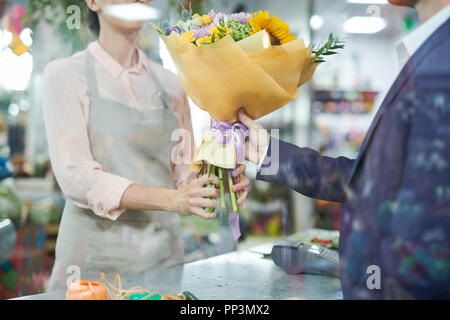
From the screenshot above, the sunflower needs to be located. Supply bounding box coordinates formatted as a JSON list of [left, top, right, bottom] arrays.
[[248, 11, 297, 45]]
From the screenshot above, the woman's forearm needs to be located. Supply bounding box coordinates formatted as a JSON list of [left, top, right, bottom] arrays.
[[118, 175, 221, 219], [119, 183, 175, 212]]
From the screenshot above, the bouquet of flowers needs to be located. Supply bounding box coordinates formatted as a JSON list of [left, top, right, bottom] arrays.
[[152, 8, 344, 240]]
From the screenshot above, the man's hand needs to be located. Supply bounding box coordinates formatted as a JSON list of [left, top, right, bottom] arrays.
[[238, 108, 270, 165]]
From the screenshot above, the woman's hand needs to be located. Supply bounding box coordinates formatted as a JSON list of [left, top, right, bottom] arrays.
[[231, 164, 251, 206], [167, 174, 220, 219]]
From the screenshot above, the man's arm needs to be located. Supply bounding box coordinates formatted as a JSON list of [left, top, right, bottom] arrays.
[[257, 137, 355, 203], [237, 109, 355, 203]]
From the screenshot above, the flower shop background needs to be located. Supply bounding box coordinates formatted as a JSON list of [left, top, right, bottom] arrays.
[[0, 0, 417, 298]]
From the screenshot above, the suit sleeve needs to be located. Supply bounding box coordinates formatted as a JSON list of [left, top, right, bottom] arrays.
[[256, 137, 355, 203]]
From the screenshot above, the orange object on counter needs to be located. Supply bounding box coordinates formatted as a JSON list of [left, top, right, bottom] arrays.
[[65, 280, 109, 300], [311, 237, 333, 245]]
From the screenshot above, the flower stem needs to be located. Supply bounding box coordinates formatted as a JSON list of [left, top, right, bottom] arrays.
[[228, 170, 239, 213], [218, 168, 226, 208], [206, 163, 215, 213]]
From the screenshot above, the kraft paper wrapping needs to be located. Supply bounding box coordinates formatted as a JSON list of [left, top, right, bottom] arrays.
[[154, 25, 319, 122], [152, 25, 319, 169]]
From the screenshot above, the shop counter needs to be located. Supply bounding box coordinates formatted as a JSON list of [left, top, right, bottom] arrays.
[[15, 241, 342, 300]]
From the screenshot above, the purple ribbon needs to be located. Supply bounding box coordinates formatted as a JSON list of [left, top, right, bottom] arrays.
[[210, 119, 248, 242], [229, 210, 241, 241], [210, 119, 248, 165]]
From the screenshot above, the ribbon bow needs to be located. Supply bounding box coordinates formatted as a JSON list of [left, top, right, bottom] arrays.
[[210, 119, 248, 166]]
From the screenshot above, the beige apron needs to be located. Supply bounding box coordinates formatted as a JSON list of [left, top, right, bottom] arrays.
[[47, 52, 183, 291]]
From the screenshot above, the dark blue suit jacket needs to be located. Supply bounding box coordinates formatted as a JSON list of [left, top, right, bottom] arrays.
[[257, 18, 450, 299]]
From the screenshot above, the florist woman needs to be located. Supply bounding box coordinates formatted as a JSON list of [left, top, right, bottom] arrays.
[[43, 0, 247, 291]]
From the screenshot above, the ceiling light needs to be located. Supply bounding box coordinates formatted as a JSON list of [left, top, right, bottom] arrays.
[[343, 16, 387, 34], [310, 15, 324, 30], [19, 28, 33, 47], [0, 30, 13, 48], [8, 103, 20, 117], [0, 49, 33, 91]]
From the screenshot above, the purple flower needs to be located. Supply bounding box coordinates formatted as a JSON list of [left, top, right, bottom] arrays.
[[209, 9, 226, 24], [193, 24, 212, 40], [229, 12, 252, 24], [208, 10, 217, 21], [166, 25, 182, 36]]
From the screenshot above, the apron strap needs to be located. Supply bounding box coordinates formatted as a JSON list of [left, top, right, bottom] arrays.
[[146, 61, 172, 110], [85, 48, 172, 110], [85, 52, 99, 98]]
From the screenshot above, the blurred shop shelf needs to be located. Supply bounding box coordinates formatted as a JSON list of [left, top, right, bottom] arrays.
[[312, 89, 379, 114], [13, 176, 55, 194], [258, 121, 294, 130], [241, 198, 292, 237], [309, 89, 380, 229]]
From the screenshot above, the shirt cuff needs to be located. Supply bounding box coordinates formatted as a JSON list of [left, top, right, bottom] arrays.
[[257, 143, 270, 172], [86, 173, 134, 221], [244, 142, 270, 180]]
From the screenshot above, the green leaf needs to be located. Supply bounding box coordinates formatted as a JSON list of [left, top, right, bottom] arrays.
[[316, 47, 326, 56], [312, 34, 345, 61], [211, 33, 216, 44]]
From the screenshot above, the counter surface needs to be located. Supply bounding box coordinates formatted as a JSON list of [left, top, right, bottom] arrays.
[[15, 241, 342, 300]]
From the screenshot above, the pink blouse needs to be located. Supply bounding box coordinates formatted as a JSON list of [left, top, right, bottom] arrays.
[[43, 41, 194, 221]]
